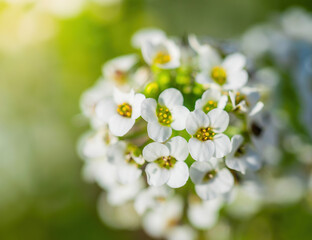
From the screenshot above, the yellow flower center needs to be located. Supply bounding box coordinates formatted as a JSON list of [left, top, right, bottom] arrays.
[[117, 103, 132, 118], [194, 127, 215, 141], [153, 51, 171, 65], [155, 155, 177, 169], [211, 66, 227, 85], [156, 105, 173, 126], [203, 100, 218, 113], [235, 92, 249, 107]]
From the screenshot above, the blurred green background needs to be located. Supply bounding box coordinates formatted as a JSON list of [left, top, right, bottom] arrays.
[[0, 0, 312, 239]]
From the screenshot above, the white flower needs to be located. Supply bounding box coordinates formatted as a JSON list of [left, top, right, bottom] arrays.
[[131, 28, 166, 49], [142, 196, 184, 238], [229, 88, 264, 116], [134, 186, 172, 215], [166, 225, 197, 240], [195, 88, 228, 113], [192, 39, 248, 89], [225, 135, 261, 174], [79, 78, 114, 128], [187, 195, 223, 229], [143, 136, 189, 188], [190, 161, 234, 200], [107, 141, 144, 184], [97, 192, 141, 230], [95, 88, 145, 136], [186, 109, 231, 161], [142, 37, 180, 69], [102, 54, 138, 87], [82, 157, 118, 191], [141, 88, 190, 142], [78, 127, 116, 159], [106, 177, 145, 206]]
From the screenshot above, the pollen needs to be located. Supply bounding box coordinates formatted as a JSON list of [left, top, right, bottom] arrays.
[[117, 103, 132, 118], [194, 127, 215, 141], [153, 51, 171, 65], [156, 105, 173, 126], [203, 170, 217, 182], [211, 66, 227, 86], [155, 155, 177, 169], [203, 100, 218, 113]]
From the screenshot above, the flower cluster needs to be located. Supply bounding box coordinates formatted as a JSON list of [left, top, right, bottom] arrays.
[[78, 29, 270, 239]]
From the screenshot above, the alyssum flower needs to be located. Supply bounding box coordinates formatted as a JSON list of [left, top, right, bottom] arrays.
[[142, 36, 181, 69], [143, 136, 189, 188], [95, 88, 145, 136], [141, 88, 190, 142], [195, 88, 228, 113], [186, 109, 231, 161]]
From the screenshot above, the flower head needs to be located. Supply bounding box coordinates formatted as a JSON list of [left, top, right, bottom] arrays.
[[141, 88, 190, 142], [195, 88, 228, 113], [186, 109, 231, 161], [143, 136, 189, 188]]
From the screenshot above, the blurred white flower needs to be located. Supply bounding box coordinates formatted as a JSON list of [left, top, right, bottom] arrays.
[[142, 196, 184, 238], [141, 88, 189, 142], [134, 186, 172, 215], [187, 195, 223, 229], [142, 37, 180, 69], [78, 127, 116, 159], [195, 88, 228, 113], [143, 136, 189, 188], [132, 28, 166, 49], [186, 109, 231, 161], [166, 225, 197, 240], [190, 161, 234, 200], [107, 141, 144, 184], [95, 88, 145, 136], [225, 135, 261, 174], [102, 54, 138, 88], [80, 78, 114, 128], [97, 192, 141, 230]]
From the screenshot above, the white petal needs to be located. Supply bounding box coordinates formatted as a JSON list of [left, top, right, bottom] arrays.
[[190, 161, 214, 184], [188, 138, 214, 162], [224, 70, 248, 90], [249, 101, 264, 117], [186, 110, 210, 135], [113, 87, 135, 105], [207, 108, 229, 133], [213, 134, 231, 158], [211, 168, 234, 193], [95, 98, 116, 123], [230, 135, 244, 154], [142, 40, 156, 65], [117, 164, 142, 184], [195, 184, 220, 200], [196, 72, 213, 84], [222, 53, 246, 71], [217, 95, 228, 109], [244, 148, 262, 171], [109, 115, 135, 136], [147, 121, 172, 142], [131, 93, 146, 119], [145, 163, 170, 187], [141, 98, 158, 122], [225, 157, 247, 174], [166, 136, 189, 161], [167, 162, 189, 188], [131, 28, 166, 48], [171, 106, 190, 130], [143, 142, 169, 162], [158, 88, 183, 108]]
